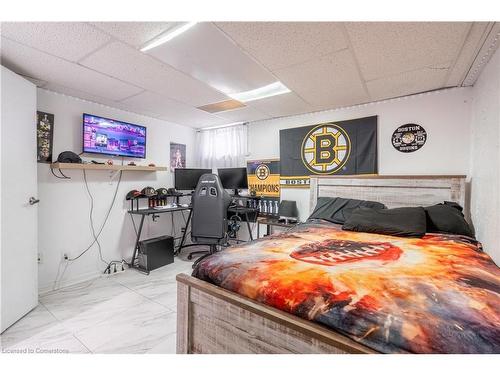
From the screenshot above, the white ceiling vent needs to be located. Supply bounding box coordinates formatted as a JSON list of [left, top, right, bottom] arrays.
[[197, 99, 246, 113]]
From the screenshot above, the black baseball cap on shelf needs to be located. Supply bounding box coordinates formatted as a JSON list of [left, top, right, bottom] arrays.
[[141, 186, 157, 197], [125, 190, 142, 200], [156, 187, 168, 197]]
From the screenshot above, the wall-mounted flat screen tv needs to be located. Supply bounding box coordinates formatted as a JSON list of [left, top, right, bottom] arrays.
[[83, 113, 146, 158]]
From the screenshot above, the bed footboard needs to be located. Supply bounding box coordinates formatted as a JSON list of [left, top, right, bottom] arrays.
[[176, 273, 376, 354]]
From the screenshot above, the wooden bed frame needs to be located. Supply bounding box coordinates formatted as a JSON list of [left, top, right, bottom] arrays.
[[177, 175, 467, 354]]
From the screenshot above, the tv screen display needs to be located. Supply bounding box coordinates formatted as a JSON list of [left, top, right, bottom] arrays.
[[83, 113, 146, 158]]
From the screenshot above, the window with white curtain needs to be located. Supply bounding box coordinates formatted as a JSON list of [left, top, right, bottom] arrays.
[[196, 124, 248, 169]]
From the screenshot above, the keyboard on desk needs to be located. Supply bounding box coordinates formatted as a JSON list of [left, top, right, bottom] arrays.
[[153, 204, 190, 210], [153, 205, 175, 209]]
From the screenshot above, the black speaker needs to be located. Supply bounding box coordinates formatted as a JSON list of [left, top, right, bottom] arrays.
[[138, 235, 174, 271]]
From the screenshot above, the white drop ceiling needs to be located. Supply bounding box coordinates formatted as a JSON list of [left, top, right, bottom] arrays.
[[1, 21, 498, 128]]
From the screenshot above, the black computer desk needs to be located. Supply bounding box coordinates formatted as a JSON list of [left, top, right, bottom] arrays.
[[128, 206, 193, 274], [128, 203, 259, 274]]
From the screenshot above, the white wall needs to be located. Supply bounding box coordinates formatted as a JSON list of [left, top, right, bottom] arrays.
[[248, 88, 472, 222], [37, 89, 196, 292], [470, 48, 500, 265]]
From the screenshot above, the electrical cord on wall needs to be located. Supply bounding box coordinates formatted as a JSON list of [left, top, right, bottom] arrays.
[[50, 166, 70, 179], [53, 170, 124, 289], [67, 170, 123, 265], [83, 171, 126, 274], [49, 151, 132, 289], [82, 169, 108, 268]]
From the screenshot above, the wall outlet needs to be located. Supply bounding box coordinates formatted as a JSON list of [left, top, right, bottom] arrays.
[[37, 252, 43, 264]]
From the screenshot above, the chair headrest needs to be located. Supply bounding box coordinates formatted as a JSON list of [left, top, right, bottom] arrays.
[[193, 173, 232, 212], [194, 173, 224, 196], [197, 173, 222, 187]]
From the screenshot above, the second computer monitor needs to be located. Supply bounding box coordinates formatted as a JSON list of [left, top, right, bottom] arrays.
[[174, 168, 212, 191], [218, 167, 248, 196]]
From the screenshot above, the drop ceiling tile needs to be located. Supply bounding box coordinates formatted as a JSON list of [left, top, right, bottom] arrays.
[[272, 49, 369, 110], [162, 112, 228, 128], [147, 22, 276, 94], [251, 92, 314, 118], [80, 41, 229, 107], [90, 22, 176, 49], [446, 22, 490, 86], [366, 65, 450, 101], [217, 22, 348, 71], [42, 83, 122, 109], [120, 91, 226, 128], [1, 37, 142, 101], [41, 84, 184, 121], [216, 106, 270, 123], [346, 22, 470, 81], [1, 22, 111, 62]]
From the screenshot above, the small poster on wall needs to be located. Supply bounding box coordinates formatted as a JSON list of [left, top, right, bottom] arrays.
[[37, 111, 54, 163], [170, 142, 186, 172], [247, 159, 280, 198], [247, 159, 281, 216]]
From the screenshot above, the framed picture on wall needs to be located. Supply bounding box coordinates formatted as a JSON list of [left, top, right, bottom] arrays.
[[36, 111, 54, 163], [170, 142, 186, 172]]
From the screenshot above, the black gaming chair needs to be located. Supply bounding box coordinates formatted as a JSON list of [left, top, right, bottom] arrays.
[[187, 173, 232, 266]]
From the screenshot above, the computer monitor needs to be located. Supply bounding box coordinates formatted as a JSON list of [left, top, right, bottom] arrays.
[[174, 168, 212, 191], [218, 167, 248, 196]]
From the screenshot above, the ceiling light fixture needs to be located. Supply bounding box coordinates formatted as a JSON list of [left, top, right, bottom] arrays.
[[228, 81, 291, 103], [140, 22, 198, 52]]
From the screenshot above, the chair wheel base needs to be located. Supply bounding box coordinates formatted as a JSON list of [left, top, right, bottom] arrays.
[[187, 254, 192, 260]]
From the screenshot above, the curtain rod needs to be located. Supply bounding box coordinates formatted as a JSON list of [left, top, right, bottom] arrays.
[[196, 122, 248, 132]]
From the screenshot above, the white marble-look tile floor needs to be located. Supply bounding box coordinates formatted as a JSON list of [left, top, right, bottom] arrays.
[[0, 257, 194, 354]]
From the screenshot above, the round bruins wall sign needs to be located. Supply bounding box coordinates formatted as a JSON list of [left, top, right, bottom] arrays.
[[301, 123, 351, 174], [391, 124, 427, 153]]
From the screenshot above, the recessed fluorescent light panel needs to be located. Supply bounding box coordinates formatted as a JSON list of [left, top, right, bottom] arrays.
[[229, 81, 291, 103], [141, 22, 198, 52]]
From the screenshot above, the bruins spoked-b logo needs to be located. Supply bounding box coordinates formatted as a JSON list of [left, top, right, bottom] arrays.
[[301, 123, 351, 174], [256, 164, 270, 180]]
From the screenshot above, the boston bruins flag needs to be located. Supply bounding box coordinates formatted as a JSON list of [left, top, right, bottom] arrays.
[[279, 116, 377, 187]]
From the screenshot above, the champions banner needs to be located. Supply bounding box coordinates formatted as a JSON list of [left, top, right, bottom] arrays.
[[246, 159, 280, 198], [279, 116, 377, 187]]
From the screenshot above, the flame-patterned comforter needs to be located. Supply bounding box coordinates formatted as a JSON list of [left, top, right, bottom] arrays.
[[192, 220, 500, 353]]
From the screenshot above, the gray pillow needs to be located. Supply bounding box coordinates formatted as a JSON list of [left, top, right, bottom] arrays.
[[308, 197, 386, 224]]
